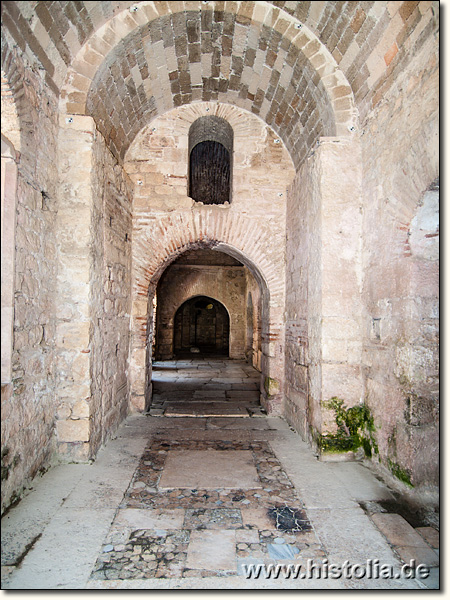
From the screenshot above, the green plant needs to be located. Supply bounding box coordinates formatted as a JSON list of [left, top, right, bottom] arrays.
[[388, 459, 413, 487], [319, 397, 379, 457]]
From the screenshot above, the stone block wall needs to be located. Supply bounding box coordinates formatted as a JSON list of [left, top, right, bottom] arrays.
[[245, 270, 262, 371], [360, 23, 439, 488], [284, 150, 312, 439], [1, 45, 59, 514], [56, 115, 96, 461], [155, 262, 247, 361], [56, 115, 133, 461], [90, 131, 133, 457], [285, 137, 364, 443]]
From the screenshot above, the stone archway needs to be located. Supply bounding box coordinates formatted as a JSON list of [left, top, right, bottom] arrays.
[[130, 238, 279, 415], [172, 296, 230, 357]]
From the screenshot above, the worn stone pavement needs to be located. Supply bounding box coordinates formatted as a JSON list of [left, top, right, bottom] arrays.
[[1, 360, 439, 590]]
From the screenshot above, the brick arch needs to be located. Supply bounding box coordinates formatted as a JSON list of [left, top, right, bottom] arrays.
[[130, 210, 285, 414], [133, 209, 282, 301], [172, 293, 232, 324], [60, 1, 356, 168], [1, 47, 24, 153]]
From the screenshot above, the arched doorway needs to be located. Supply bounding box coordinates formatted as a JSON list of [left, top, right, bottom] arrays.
[[174, 296, 230, 357]]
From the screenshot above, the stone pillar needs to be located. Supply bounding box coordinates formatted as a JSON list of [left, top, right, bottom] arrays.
[[309, 137, 364, 437], [1, 136, 18, 386], [130, 296, 150, 413], [55, 115, 95, 460]]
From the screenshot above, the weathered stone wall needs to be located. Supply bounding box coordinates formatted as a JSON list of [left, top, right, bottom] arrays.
[[56, 115, 133, 461], [285, 138, 364, 444], [284, 154, 312, 439], [1, 43, 59, 514], [360, 22, 439, 489], [245, 270, 262, 372], [90, 131, 133, 456], [156, 263, 247, 360], [126, 102, 294, 414]]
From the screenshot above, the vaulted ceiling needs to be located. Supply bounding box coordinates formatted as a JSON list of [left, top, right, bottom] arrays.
[[1, 1, 438, 166]]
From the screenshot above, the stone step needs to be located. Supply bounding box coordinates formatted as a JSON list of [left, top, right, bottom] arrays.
[[370, 513, 439, 567]]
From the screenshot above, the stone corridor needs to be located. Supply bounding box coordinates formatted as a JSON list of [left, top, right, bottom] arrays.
[[1, 360, 438, 590]]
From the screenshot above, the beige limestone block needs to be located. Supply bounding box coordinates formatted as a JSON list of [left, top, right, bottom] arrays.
[[71, 400, 90, 419], [186, 530, 237, 571], [56, 322, 90, 349], [56, 419, 90, 442], [159, 450, 261, 489], [71, 353, 90, 382], [56, 405, 71, 420], [321, 363, 363, 404]]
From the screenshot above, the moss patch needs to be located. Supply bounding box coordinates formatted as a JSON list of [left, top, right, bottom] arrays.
[[388, 459, 414, 487], [264, 376, 279, 397], [319, 397, 379, 457]]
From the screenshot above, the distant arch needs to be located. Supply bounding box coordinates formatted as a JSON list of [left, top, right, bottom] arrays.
[[173, 296, 230, 357]]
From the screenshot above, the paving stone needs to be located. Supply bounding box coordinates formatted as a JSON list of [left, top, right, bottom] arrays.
[[164, 403, 249, 417], [395, 545, 439, 568], [421, 567, 440, 589], [158, 450, 261, 489], [267, 543, 298, 560], [235, 530, 260, 544], [415, 527, 439, 549], [186, 530, 237, 571], [241, 508, 277, 531], [114, 508, 185, 530], [236, 557, 267, 577], [370, 513, 433, 548], [206, 417, 269, 430], [268, 507, 312, 532]]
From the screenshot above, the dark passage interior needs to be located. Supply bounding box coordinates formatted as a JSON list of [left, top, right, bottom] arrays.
[[174, 296, 230, 356]]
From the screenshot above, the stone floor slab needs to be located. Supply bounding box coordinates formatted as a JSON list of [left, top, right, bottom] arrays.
[[420, 567, 440, 589], [158, 449, 261, 489], [114, 508, 185, 530], [206, 417, 269, 430], [185, 530, 236, 571], [164, 403, 249, 417], [5, 508, 116, 589], [395, 545, 439, 567], [370, 513, 433, 548], [415, 526, 439, 548], [241, 507, 277, 531], [308, 507, 400, 566]]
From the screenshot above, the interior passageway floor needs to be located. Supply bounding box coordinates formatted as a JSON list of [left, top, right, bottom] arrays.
[[150, 358, 263, 417], [1, 360, 438, 589]]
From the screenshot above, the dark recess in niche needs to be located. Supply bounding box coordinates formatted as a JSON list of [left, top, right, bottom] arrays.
[[189, 140, 231, 205], [188, 115, 234, 205]]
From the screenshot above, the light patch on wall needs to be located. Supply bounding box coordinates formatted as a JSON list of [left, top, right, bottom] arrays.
[[409, 189, 439, 261]]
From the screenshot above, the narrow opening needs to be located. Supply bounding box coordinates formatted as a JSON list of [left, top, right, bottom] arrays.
[[188, 115, 233, 205], [189, 140, 231, 204], [174, 296, 230, 357]]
